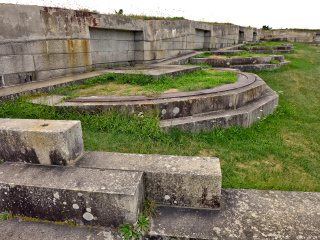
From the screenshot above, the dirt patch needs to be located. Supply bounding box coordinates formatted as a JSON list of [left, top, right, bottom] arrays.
[[77, 82, 147, 96], [199, 149, 217, 157], [163, 88, 179, 93]]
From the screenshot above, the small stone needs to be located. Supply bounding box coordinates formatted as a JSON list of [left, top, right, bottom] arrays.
[[164, 195, 170, 200]]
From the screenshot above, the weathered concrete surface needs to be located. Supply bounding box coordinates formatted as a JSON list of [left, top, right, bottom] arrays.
[[1, 188, 318, 239], [0, 162, 144, 227], [74, 151, 221, 208], [261, 29, 320, 43], [191, 55, 286, 67], [0, 3, 259, 86], [191, 55, 290, 72], [160, 86, 278, 132], [149, 189, 320, 239], [43, 72, 265, 121], [238, 46, 294, 53], [233, 61, 291, 72], [0, 219, 122, 240], [0, 118, 84, 165]]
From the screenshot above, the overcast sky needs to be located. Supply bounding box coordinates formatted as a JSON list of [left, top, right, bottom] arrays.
[[1, 0, 318, 29]]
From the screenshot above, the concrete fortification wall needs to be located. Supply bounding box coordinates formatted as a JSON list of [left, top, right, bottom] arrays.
[[0, 4, 260, 87], [261, 29, 320, 42]]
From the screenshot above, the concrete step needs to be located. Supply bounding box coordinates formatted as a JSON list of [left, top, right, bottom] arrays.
[[232, 60, 291, 72], [160, 86, 278, 132], [1, 188, 319, 239], [0, 118, 84, 166], [0, 162, 144, 228], [74, 151, 221, 209]]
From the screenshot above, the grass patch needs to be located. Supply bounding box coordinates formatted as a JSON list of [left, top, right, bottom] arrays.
[[51, 70, 237, 98], [194, 52, 212, 58], [120, 14, 185, 21], [269, 59, 280, 64], [0, 43, 319, 193]]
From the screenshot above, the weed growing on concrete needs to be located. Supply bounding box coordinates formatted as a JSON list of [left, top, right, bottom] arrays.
[[270, 59, 280, 64], [194, 52, 212, 58], [119, 200, 157, 239], [120, 222, 138, 240], [0, 159, 4, 164], [143, 199, 159, 217], [0, 211, 13, 221]]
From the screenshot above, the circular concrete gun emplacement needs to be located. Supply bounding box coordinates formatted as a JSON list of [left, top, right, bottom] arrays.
[[32, 70, 279, 133], [190, 54, 290, 71]]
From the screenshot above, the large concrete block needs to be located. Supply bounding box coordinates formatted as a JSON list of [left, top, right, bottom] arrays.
[[0, 162, 144, 227], [33, 53, 92, 71], [90, 39, 117, 52], [47, 40, 91, 54], [36, 65, 92, 80], [0, 119, 84, 165], [0, 41, 47, 56], [0, 55, 35, 75], [74, 151, 222, 209], [1, 71, 36, 87]]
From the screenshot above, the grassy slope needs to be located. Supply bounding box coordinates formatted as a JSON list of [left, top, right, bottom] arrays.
[[0, 43, 319, 192]]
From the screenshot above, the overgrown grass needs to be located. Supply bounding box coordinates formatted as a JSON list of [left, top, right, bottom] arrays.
[[52, 70, 237, 97], [0, 43, 319, 192]]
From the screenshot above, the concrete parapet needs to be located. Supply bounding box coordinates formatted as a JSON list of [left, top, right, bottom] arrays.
[[0, 118, 84, 165], [0, 162, 144, 227], [74, 151, 222, 209]]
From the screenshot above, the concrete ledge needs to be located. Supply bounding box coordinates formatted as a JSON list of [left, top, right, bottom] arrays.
[[1, 188, 319, 239], [42, 72, 265, 122], [0, 118, 84, 165], [0, 218, 122, 240], [149, 189, 320, 239], [74, 151, 222, 209], [190, 55, 290, 71], [0, 162, 144, 227], [160, 86, 278, 132]]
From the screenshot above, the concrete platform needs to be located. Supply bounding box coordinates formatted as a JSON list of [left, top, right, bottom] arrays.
[[74, 151, 221, 209], [149, 189, 320, 239], [1, 188, 319, 240], [0, 162, 144, 227], [0, 65, 200, 102]]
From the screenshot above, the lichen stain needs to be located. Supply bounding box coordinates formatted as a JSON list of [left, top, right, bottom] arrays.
[[49, 150, 67, 166], [199, 187, 220, 208]]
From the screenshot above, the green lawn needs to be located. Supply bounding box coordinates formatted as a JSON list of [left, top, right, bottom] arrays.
[[52, 69, 237, 98], [0, 43, 319, 192]]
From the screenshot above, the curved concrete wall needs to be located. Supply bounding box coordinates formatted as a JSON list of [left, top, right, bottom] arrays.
[[261, 29, 320, 42], [0, 4, 260, 87]]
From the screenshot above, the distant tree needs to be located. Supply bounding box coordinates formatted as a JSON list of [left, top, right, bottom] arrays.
[[262, 25, 272, 30]]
